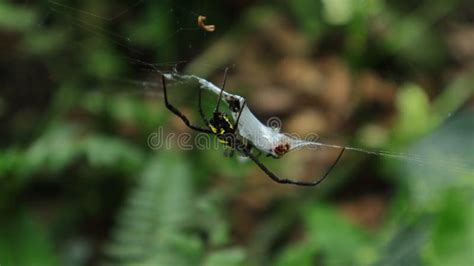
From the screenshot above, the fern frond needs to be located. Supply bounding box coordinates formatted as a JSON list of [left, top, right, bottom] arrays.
[[103, 153, 202, 265]]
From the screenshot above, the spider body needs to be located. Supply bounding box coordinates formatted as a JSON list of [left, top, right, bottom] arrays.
[[161, 71, 345, 186], [208, 112, 248, 154], [227, 96, 242, 112], [209, 112, 234, 144]]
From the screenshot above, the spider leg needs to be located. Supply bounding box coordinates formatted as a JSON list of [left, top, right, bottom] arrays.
[[162, 75, 212, 134], [266, 154, 282, 159], [248, 143, 263, 158], [214, 67, 229, 112], [197, 83, 209, 125], [242, 146, 346, 186], [233, 100, 246, 130]]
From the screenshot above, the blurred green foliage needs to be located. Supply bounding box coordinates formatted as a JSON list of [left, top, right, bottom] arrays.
[[0, 0, 473, 266]]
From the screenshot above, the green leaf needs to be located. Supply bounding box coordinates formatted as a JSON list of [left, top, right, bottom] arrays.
[[432, 68, 474, 122], [422, 192, 474, 265], [402, 109, 474, 207], [274, 204, 374, 266], [81, 135, 144, 170], [81, 39, 126, 78], [204, 247, 246, 266], [304, 205, 374, 266], [384, 16, 445, 68], [288, 0, 324, 42], [393, 83, 433, 142], [374, 218, 431, 266], [322, 0, 355, 25], [0, 212, 58, 266], [0, 3, 37, 31], [273, 242, 315, 266], [23, 125, 79, 176], [104, 152, 203, 265]]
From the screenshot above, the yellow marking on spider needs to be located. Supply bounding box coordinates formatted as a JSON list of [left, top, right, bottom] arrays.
[[209, 124, 218, 134], [223, 115, 234, 129]]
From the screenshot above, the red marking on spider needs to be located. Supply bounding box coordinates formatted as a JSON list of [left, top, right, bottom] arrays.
[[274, 143, 290, 157]]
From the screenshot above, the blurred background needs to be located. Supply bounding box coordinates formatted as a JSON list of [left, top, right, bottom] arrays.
[[0, 0, 473, 265]]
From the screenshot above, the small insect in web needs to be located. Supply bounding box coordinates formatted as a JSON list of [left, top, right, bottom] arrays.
[[197, 15, 215, 32], [162, 69, 345, 186]]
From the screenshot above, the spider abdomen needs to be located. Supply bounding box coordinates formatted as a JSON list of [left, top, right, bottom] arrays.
[[209, 113, 235, 145]]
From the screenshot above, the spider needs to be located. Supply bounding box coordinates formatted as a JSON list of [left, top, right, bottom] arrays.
[[161, 70, 345, 186]]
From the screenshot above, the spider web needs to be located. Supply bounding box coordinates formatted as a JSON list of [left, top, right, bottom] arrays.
[[41, 0, 230, 92], [29, 0, 474, 181]]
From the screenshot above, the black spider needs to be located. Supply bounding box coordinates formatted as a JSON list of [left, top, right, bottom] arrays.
[[161, 70, 345, 186]]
